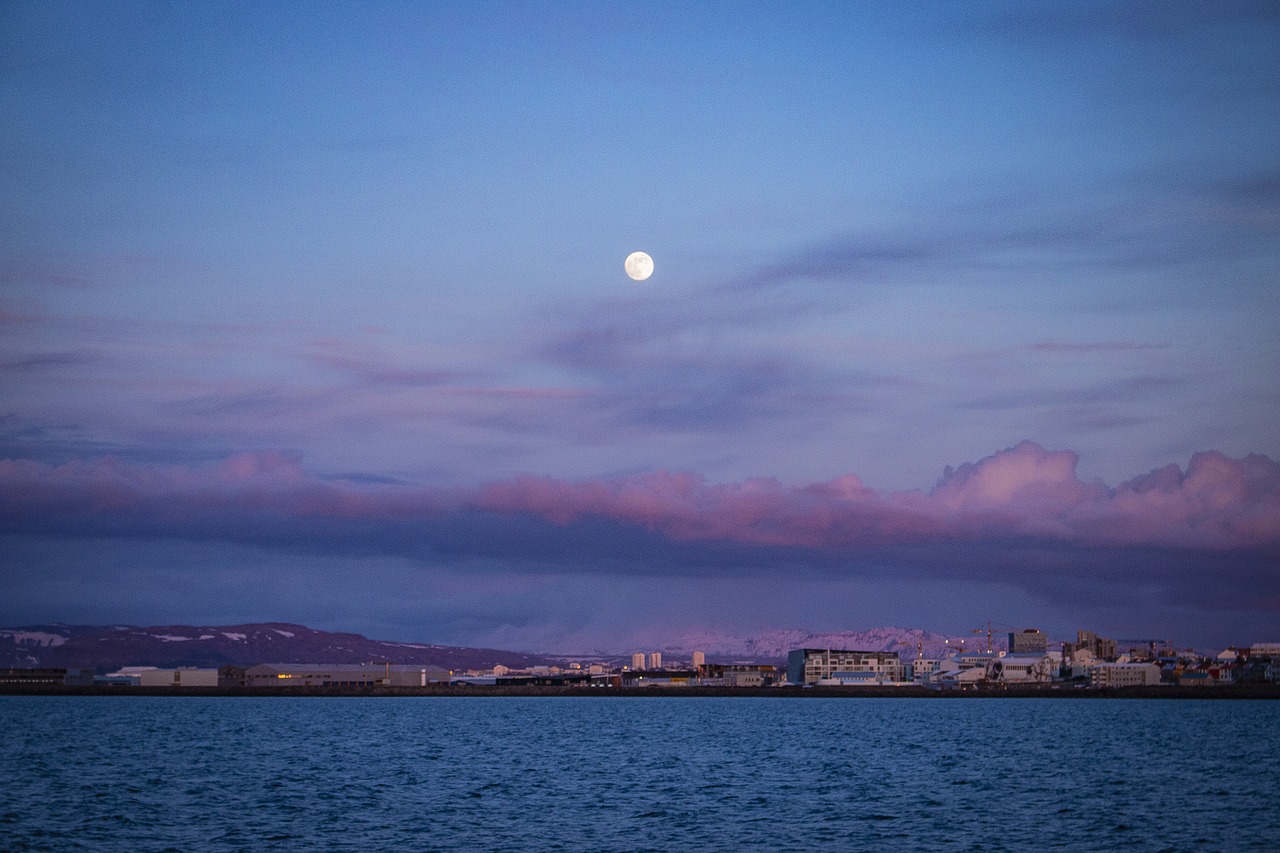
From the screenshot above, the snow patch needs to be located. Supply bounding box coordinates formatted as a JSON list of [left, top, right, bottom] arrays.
[[222, 632, 247, 641], [272, 629, 295, 638], [153, 635, 194, 642], [197, 635, 215, 640], [0, 631, 68, 647]]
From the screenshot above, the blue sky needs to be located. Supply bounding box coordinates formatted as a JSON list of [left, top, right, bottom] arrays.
[[3, 1, 1278, 651]]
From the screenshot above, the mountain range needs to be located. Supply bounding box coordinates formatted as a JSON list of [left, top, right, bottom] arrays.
[[1, 622, 1001, 672], [0, 623, 564, 673], [638, 626, 996, 661]]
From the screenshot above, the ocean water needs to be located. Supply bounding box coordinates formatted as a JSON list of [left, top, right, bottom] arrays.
[[1, 696, 1277, 852]]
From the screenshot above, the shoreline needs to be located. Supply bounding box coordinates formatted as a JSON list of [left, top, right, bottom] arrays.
[[3, 684, 1279, 699]]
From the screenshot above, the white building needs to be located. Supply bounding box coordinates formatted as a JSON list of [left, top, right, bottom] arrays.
[[932, 667, 989, 689], [787, 649, 905, 685], [906, 658, 941, 683], [1088, 662, 1162, 688], [138, 667, 220, 688], [691, 651, 705, 668], [630, 653, 646, 670], [926, 650, 1000, 688], [648, 652, 663, 670], [989, 653, 1055, 684]]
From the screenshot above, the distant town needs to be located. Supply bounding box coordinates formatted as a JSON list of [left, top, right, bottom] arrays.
[[3, 626, 1277, 692]]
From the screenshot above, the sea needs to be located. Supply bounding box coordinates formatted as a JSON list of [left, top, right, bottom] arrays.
[[2, 695, 1277, 852]]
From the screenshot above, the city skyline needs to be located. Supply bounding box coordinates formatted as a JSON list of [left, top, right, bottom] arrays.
[[3, 2, 1278, 650]]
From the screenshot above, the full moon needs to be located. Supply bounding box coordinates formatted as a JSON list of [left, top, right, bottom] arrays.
[[624, 251, 654, 281]]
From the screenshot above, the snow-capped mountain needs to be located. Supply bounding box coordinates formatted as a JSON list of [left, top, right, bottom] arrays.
[[634, 626, 1000, 662], [0, 623, 564, 672]]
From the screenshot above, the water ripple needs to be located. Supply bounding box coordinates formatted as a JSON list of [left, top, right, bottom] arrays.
[[1, 696, 1278, 851]]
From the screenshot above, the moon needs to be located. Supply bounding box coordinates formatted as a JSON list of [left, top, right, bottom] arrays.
[[624, 251, 653, 281]]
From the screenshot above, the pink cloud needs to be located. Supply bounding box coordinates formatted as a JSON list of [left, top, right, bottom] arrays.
[[2, 442, 1277, 556]]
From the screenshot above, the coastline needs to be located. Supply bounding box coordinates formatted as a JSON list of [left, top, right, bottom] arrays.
[[4, 683, 1279, 699]]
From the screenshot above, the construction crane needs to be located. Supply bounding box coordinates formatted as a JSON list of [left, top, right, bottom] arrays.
[[971, 621, 1019, 654]]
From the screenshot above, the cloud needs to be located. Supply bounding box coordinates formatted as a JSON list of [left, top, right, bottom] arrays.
[[1028, 341, 1169, 353], [303, 338, 466, 388], [960, 376, 1186, 413], [0, 350, 102, 371], [2, 443, 1276, 615]]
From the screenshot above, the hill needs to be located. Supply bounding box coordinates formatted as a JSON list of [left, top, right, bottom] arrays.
[[0, 623, 564, 673]]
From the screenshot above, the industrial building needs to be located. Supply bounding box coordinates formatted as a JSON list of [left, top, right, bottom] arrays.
[[138, 667, 220, 688], [243, 663, 450, 688], [620, 669, 698, 686], [0, 668, 94, 687]]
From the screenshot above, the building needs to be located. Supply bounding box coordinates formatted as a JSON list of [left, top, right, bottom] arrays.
[[138, 667, 220, 688], [630, 653, 646, 670], [989, 653, 1055, 683], [1064, 630, 1116, 661], [906, 658, 941, 683], [244, 663, 450, 688], [0, 668, 94, 687], [787, 649, 905, 685], [698, 664, 780, 687], [495, 673, 592, 687], [1008, 629, 1047, 654], [647, 652, 663, 670], [621, 669, 697, 687], [931, 667, 989, 689], [1089, 662, 1162, 688], [927, 650, 999, 688], [691, 651, 705, 668]]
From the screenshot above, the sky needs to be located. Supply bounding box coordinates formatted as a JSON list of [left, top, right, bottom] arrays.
[[2, 1, 1278, 653]]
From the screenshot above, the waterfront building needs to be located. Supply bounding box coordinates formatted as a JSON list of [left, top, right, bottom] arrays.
[[1089, 662, 1162, 688], [621, 669, 697, 687], [630, 653, 646, 670], [989, 653, 1054, 683], [907, 658, 941, 683], [928, 650, 999, 687], [931, 667, 989, 689], [715, 664, 779, 687], [691, 651, 705, 668], [1177, 668, 1218, 688], [787, 649, 905, 685], [648, 652, 662, 670], [244, 663, 449, 687], [0, 668, 94, 687], [101, 666, 157, 685], [138, 667, 220, 688]]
